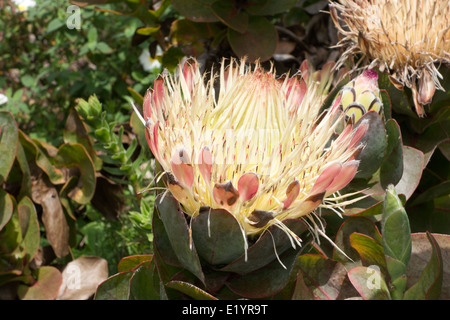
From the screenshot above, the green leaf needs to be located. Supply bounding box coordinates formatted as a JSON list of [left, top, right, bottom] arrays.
[[166, 281, 217, 300], [0, 189, 14, 232], [127, 87, 144, 106], [378, 71, 416, 118], [211, 1, 248, 33], [18, 266, 63, 300], [171, 0, 219, 22], [348, 266, 391, 300], [333, 217, 382, 265], [411, 180, 450, 206], [96, 42, 113, 54], [244, 0, 297, 16], [17, 196, 40, 263], [54, 143, 96, 205], [64, 109, 102, 171], [136, 26, 160, 36], [350, 233, 386, 273], [87, 27, 98, 44], [354, 111, 387, 179], [118, 254, 153, 273], [0, 111, 18, 184], [295, 254, 348, 300], [380, 119, 404, 188], [154, 194, 204, 284], [129, 260, 161, 300], [226, 246, 299, 298], [219, 219, 307, 275], [192, 208, 245, 266], [382, 185, 411, 299], [382, 185, 412, 266], [46, 18, 65, 34], [19, 131, 65, 185], [95, 271, 133, 300], [404, 232, 445, 300], [20, 75, 35, 87], [227, 16, 277, 62]]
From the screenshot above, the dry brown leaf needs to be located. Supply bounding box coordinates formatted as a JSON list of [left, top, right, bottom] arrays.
[[57, 256, 109, 300], [31, 175, 69, 258]]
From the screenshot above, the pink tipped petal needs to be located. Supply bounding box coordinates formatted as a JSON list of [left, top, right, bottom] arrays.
[[349, 119, 369, 148], [153, 75, 165, 107], [362, 69, 378, 84], [283, 180, 300, 209], [238, 172, 259, 202], [171, 148, 194, 189], [319, 61, 335, 84], [167, 180, 190, 203], [330, 93, 342, 113], [302, 191, 326, 213], [182, 58, 198, 93], [286, 76, 307, 112], [145, 121, 160, 163], [164, 172, 190, 203], [299, 60, 309, 81], [335, 121, 352, 144], [145, 129, 155, 158], [213, 181, 240, 209], [143, 89, 152, 119], [326, 160, 359, 196], [198, 146, 213, 182], [310, 163, 342, 195]]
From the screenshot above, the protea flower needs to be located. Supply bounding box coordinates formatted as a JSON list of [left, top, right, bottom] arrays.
[[330, 0, 450, 117], [332, 69, 383, 125], [133, 57, 370, 259]]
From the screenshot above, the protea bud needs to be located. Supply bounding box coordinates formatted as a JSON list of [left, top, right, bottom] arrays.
[[330, 0, 450, 117], [134, 57, 368, 259], [332, 69, 383, 125]]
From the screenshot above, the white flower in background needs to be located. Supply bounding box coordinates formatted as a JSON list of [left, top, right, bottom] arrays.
[[12, 0, 36, 11], [0, 93, 8, 105], [139, 47, 162, 72]]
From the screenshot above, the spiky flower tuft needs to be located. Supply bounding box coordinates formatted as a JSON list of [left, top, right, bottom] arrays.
[[134, 57, 369, 253], [330, 0, 450, 116]]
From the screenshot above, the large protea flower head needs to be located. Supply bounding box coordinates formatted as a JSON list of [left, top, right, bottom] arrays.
[[330, 0, 450, 117], [134, 57, 369, 256]]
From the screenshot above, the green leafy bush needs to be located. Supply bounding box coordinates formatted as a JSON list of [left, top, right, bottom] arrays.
[[0, 0, 153, 145]]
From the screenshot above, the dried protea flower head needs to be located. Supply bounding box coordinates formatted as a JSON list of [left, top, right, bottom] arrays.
[[330, 0, 450, 117], [133, 57, 369, 255]]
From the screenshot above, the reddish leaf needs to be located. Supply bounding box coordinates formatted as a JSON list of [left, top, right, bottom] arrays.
[[348, 266, 391, 300], [18, 266, 63, 300], [118, 254, 153, 273], [296, 254, 348, 300]]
